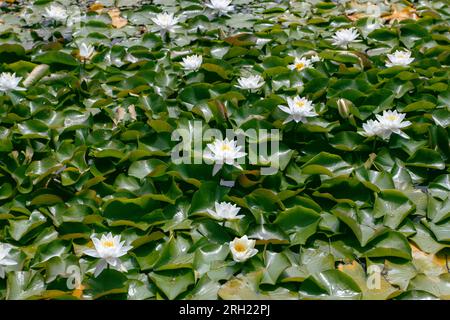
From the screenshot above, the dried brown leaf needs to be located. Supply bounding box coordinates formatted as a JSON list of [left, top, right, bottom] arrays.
[[108, 8, 128, 29], [89, 2, 104, 13], [383, 5, 418, 23]]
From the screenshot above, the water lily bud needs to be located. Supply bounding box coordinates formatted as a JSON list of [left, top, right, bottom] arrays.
[[10, 150, 19, 161], [114, 107, 126, 125], [23, 64, 49, 87], [128, 104, 137, 121], [337, 98, 352, 119]]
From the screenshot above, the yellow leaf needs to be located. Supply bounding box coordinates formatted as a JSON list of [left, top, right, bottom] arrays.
[[72, 284, 85, 299], [30, 290, 69, 300], [411, 244, 448, 277], [89, 2, 104, 13], [108, 8, 128, 29], [339, 261, 401, 300], [383, 5, 418, 23]]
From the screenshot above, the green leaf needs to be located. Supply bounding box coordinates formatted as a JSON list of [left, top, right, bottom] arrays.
[[410, 222, 448, 254], [194, 243, 229, 276], [364, 231, 412, 260], [9, 212, 47, 241], [339, 261, 400, 300], [186, 275, 220, 300], [179, 83, 211, 106], [299, 270, 362, 300], [0, 44, 26, 63], [149, 269, 195, 300], [243, 188, 284, 223], [373, 190, 415, 229], [34, 51, 79, 67], [407, 274, 450, 299], [0, 183, 13, 200], [30, 194, 64, 206], [219, 271, 298, 300], [332, 203, 386, 246], [406, 148, 445, 170], [6, 271, 46, 300], [401, 100, 436, 112], [368, 28, 398, 41], [128, 159, 168, 179], [274, 206, 321, 245], [427, 196, 450, 223], [201, 63, 229, 79], [87, 269, 128, 299], [102, 196, 159, 221], [301, 152, 353, 177], [329, 131, 365, 151], [423, 219, 450, 242], [189, 182, 229, 214], [260, 251, 290, 285]]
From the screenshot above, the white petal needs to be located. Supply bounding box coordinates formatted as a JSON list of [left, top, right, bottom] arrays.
[[94, 260, 108, 277], [278, 105, 291, 114], [283, 116, 294, 124], [1, 258, 17, 266], [84, 249, 100, 258], [212, 163, 223, 175], [106, 257, 119, 267]]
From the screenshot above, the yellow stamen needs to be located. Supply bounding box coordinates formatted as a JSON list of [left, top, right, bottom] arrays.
[[387, 115, 397, 121], [221, 144, 231, 151], [295, 63, 304, 70], [102, 240, 115, 248], [295, 101, 305, 108], [234, 242, 247, 252]]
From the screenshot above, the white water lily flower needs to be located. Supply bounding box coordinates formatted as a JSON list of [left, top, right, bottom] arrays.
[[331, 28, 361, 48], [207, 201, 243, 220], [78, 43, 95, 60], [361, 110, 411, 140], [206, 0, 234, 14], [180, 54, 203, 71], [362, 119, 383, 137], [43, 4, 68, 21], [0, 72, 25, 92], [375, 110, 412, 139], [278, 96, 318, 124], [235, 74, 265, 92], [151, 12, 179, 34], [0, 243, 17, 278], [84, 233, 132, 277], [204, 137, 246, 175], [385, 50, 414, 68], [310, 54, 321, 63], [229, 236, 258, 262], [288, 57, 312, 72]]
